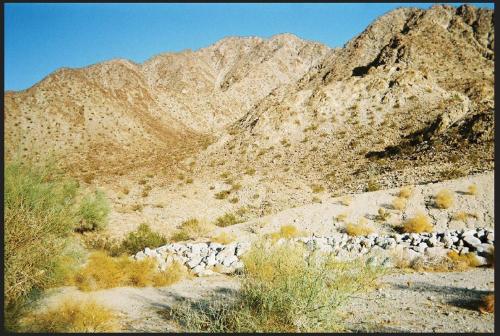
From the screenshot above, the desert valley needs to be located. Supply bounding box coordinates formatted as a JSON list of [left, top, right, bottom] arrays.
[[4, 4, 495, 332]]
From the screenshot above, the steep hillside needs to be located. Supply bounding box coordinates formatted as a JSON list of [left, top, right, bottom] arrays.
[[4, 34, 329, 178], [4, 4, 494, 237]]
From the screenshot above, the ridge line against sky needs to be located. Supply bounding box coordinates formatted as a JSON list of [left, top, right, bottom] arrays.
[[5, 2, 494, 91]]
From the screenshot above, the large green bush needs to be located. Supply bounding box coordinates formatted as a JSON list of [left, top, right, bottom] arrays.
[[75, 190, 110, 232], [4, 160, 82, 329], [169, 240, 383, 332]]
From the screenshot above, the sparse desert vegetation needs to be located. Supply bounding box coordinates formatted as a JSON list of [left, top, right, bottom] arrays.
[[345, 218, 374, 236], [168, 241, 382, 332], [402, 212, 433, 233], [434, 189, 455, 209]]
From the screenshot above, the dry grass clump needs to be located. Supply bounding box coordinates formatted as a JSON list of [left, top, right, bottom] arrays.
[[434, 189, 454, 209], [311, 184, 325, 193], [345, 218, 374, 236], [168, 241, 382, 332], [211, 232, 236, 244], [215, 213, 241, 227], [171, 218, 215, 242], [20, 298, 119, 332], [398, 186, 414, 198], [366, 179, 381, 192], [395, 250, 481, 272], [467, 184, 478, 195], [244, 167, 256, 176], [392, 197, 407, 211], [269, 225, 304, 240], [71, 251, 188, 291], [229, 197, 239, 204], [214, 190, 231, 200], [336, 212, 349, 222], [451, 211, 475, 222], [340, 196, 352, 206], [478, 294, 495, 313], [402, 212, 433, 233], [377, 208, 390, 222]]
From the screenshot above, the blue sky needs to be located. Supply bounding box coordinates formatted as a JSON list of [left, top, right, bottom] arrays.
[[5, 2, 494, 91]]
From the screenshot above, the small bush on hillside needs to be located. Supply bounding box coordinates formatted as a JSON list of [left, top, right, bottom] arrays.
[[366, 179, 381, 192], [244, 168, 256, 176], [20, 299, 119, 332], [434, 189, 454, 209], [211, 232, 236, 244], [377, 208, 390, 222], [215, 213, 241, 227], [452, 211, 472, 222], [120, 223, 169, 255], [269, 225, 303, 240], [215, 190, 231, 200], [311, 184, 325, 193], [75, 190, 110, 232], [467, 184, 478, 196], [81, 232, 123, 257], [345, 219, 374, 236], [168, 241, 382, 332], [402, 212, 433, 233], [340, 196, 352, 206], [398, 186, 413, 198], [171, 219, 214, 242], [392, 197, 407, 211], [71, 251, 188, 291], [229, 197, 239, 204]]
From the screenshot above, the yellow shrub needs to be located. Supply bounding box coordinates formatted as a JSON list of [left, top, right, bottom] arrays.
[[71, 252, 188, 291], [345, 219, 374, 236], [269, 225, 303, 240], [435, 189, 454, 209], [452, 211, 471, 222], [212, 232, 236, 244], [398, 186, 414, 199], [468, 184, 478, 196], [447, 250, 481, 268], [171, 218, 215, 241], [340, 196, 352, 206], [20, 298, 119, 332], [392, 197, 407, 211], [479, 294, 495, 313], [402, 212, 433, 233]]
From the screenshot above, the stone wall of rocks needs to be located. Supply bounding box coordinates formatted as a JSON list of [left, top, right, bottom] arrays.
[[133, 227, 494, 276]]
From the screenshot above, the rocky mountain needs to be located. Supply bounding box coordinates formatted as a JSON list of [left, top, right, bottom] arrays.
[[4, 4, 494, 236]]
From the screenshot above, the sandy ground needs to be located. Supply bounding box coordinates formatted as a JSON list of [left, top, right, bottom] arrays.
[[39, 267, 494, 332]]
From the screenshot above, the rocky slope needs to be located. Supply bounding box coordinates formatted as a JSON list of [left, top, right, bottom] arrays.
[[4, 4, 494, 237]]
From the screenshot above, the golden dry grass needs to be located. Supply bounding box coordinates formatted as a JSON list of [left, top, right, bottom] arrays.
[[446, 250, 482, 268], [211, 232, 236, 244], [269, 225, 304, 240], [452, 211, 473, 222], [434, 189, 454, 209], [71, 251, 188, 291], [20, 298, 119, 332], [402, 212, 433, 233], [398, 186, 414, 198], [345, 218, 374, 236], [336, 212, 349, 222], [171, 218, 215, 241], [311, 184, 325, 193], [392, 197, 407, 211], [467, 184, 478, 196], [340, 196, 352, 206]]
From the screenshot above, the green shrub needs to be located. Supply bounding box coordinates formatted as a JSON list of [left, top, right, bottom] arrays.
[[75, 190, 110, 232], [4, 159, 83, 330], [215, 213, 241, 227], [120, 223, 169, 255], [168, 241, 382, 332]]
